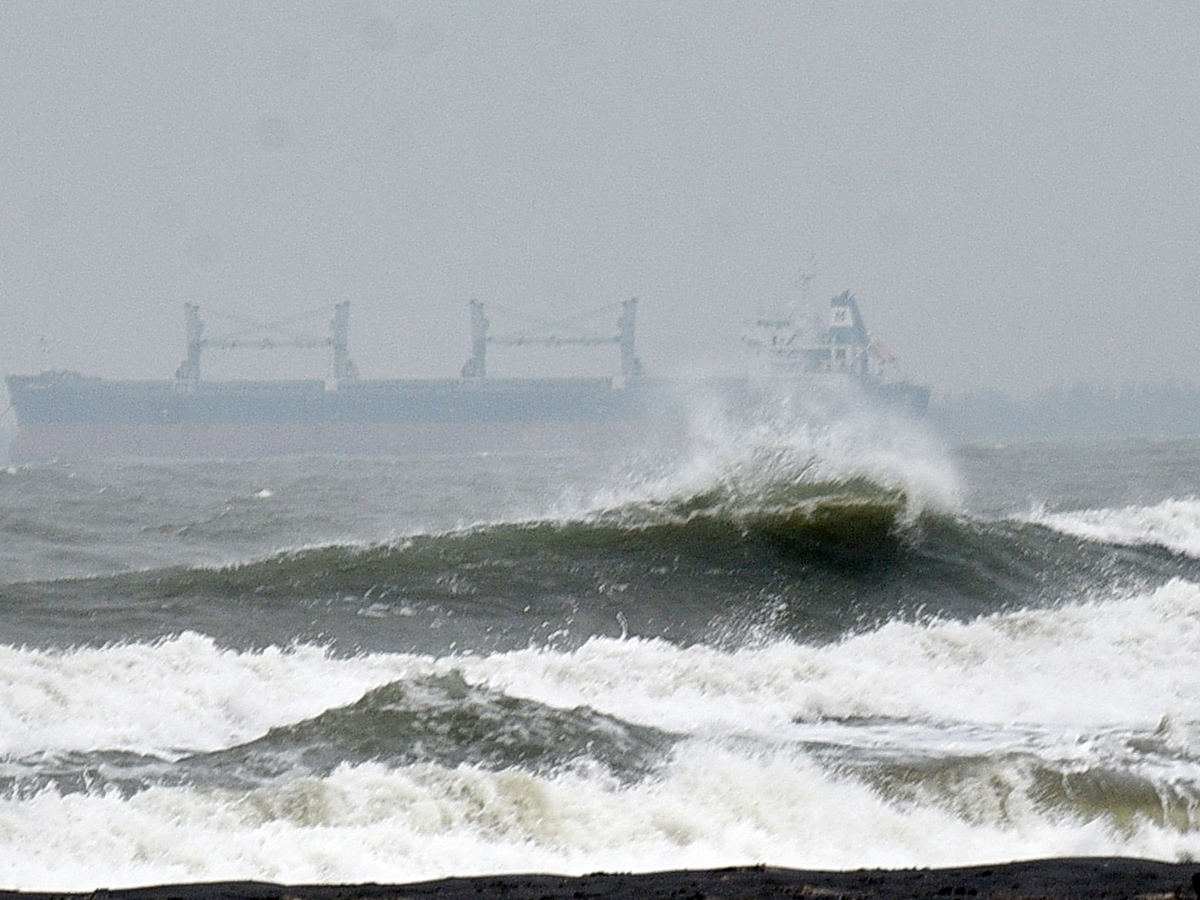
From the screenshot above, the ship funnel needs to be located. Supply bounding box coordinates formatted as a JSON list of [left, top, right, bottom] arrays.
[[828, 291, 869, 346]]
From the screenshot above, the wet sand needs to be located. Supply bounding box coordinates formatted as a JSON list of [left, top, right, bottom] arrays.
[[2, 859, 1198, 900]]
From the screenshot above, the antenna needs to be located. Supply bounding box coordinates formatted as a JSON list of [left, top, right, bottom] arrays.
[[788, 257, 818, 313], [788, 258, 817, 296]]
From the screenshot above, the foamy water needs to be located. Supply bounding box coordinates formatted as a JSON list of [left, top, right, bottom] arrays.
[[1029, 498, 1200, 559], [5, 432, 1200, 889], [5, 576, 1200, 889]]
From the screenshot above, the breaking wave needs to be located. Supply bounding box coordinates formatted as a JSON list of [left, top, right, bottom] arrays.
[[8, 484, 1200, 654], [6, 576, 1200, 887]]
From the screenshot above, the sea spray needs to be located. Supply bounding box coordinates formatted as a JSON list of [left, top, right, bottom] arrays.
[[578, 382, 963, 525], [6, 440, 1200, 888]]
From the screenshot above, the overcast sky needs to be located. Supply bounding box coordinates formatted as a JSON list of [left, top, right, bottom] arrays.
[[1, 1, 1198, 399]]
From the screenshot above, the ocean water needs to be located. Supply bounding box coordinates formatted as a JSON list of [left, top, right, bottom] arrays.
[[4, 401, 1200, 890]]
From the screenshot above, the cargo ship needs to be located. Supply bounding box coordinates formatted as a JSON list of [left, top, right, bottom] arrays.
[[4, 300, 647, 461], [4, 292, 926, 462]]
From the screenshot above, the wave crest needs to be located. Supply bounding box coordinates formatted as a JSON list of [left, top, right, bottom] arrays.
[[1027, 498, 1200, 558]]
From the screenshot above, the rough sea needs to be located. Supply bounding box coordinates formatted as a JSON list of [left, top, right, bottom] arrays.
[[4, 396, 1200, 890]]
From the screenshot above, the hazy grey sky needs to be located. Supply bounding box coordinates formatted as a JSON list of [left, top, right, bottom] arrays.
[[2, 2, 1198, 398]]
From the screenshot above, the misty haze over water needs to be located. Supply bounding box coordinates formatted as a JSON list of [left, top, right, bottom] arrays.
[[10, 6, 1200, 889], [1, 2, 1199, 432]]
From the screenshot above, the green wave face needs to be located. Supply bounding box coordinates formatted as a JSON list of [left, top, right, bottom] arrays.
[[9, 443, 1200, 656], [187, 671, 674, 788]]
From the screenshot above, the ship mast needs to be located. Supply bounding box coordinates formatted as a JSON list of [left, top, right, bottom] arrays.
[[460, 300, 489, 378], [617, 299, 642, 383], [175, 303, 204, 388], [329, 301, 356, 387]]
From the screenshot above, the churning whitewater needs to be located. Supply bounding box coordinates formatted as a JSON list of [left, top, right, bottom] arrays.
[[4, 409, 1200, 890]]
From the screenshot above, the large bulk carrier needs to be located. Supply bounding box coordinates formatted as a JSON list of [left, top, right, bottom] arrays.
[[5, 300, 646, 461], [4, 292, 926, 461]]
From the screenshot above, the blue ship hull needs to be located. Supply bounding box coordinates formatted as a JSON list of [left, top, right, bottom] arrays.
[[5, 372, 645, 460]]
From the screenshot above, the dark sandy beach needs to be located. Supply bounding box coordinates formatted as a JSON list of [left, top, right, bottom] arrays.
[[2, 859, 1197, 900]]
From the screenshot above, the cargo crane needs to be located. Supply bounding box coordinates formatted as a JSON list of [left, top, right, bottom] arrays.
[[174, 302, 357, 391], [461, 298, 643, 386]]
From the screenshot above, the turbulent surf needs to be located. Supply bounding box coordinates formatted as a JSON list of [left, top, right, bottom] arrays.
[[4, 419, 1200, 888]]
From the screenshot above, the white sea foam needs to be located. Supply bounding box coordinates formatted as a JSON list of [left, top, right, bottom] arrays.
[[0, 633, 427, 757], [0, 741, 1191, 891], [4, 581, 1200, 888], [460, 578, 1200, 736], [1026, 498, 1200, 558], [12, 580, 1199, 762]]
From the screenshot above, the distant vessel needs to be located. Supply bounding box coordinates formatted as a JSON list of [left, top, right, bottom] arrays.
[[5, 291, 927, 462], [5, 301, 647, 461], [741, 290, 930, 414]]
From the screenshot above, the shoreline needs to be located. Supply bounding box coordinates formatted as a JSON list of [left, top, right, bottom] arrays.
[[2, 859, 1197, 900]]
